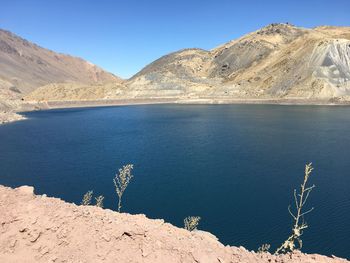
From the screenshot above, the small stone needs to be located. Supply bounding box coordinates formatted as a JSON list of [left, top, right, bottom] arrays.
[[40, 246, 50, 255], [19, 227, 28, 233], [30, 231, 42, 242], [10, 239, 17, 248], [49, 256, 58, 262], [101, 234, 111, 242]]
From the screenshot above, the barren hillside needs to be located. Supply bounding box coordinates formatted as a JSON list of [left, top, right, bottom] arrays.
[[2, 24, 350, 113], [127, 23, 350, 101], [0, 29, 122, 99]]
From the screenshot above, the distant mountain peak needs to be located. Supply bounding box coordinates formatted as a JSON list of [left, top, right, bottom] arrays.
[[127, 25, 350, 101], [0, 28, 122, 96]]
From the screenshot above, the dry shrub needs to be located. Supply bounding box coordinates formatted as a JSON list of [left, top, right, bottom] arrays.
[[184, 216, 201, 231], [275, 163, 315, 254], [95, 195, 104, 208], [258, 244, 271, 253], [81, 190, 93, 205], [113, 164, 134, 212]]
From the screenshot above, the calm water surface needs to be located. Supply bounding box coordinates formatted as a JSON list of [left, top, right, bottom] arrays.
[[0, 105, 349, 258]]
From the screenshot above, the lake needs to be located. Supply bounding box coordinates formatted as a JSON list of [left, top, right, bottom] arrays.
[[0, 104, 349, 258]]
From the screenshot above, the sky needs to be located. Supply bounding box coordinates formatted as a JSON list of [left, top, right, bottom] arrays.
[[1, 0, 350, 78]]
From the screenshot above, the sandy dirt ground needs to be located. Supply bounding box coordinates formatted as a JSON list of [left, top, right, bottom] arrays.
[[0, 185, 348, 263]]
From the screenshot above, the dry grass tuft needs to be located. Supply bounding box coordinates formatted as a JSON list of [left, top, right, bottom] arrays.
[[184, 216, 201, 231], [81, 190, 93, 206], [258, 244, 271, 253], [95, 195, 104, 208]]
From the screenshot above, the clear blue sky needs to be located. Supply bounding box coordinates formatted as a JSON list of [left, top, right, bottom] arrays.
[[1, 0, 349, 78]]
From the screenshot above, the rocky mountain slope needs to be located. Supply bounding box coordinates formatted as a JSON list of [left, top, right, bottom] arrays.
[[0, 28, 126, 123], [2, 24, 350, 109], [127, 24, 350, 101], [0, 29, 122, 101], [24, 82, 127, 101], [0, 185, 348, 263]]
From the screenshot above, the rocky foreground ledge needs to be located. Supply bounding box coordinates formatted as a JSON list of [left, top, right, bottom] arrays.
[[0, 185, 348, 263]]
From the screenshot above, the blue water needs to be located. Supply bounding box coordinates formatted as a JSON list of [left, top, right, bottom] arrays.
[[0, 105, 349, 258]]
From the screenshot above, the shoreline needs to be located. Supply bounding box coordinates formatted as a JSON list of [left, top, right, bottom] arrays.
[[2, 97, 350, 125], [27, 98, 350, 109], [0, 111, 27, 125]]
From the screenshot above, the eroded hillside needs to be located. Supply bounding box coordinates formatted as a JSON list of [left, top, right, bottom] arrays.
[[127, 24, 350, 101]]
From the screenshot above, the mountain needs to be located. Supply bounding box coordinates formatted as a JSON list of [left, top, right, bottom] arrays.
[[127, 23, 350, 101], [0, 29, 122, 101], [2, 24, 350, 106]]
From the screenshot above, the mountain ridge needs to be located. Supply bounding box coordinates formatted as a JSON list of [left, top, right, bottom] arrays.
[[127, 24, 350, 100], [0, 28, 122, 99], [2, 23, 350, 113], [126, 23, 350, 100]]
